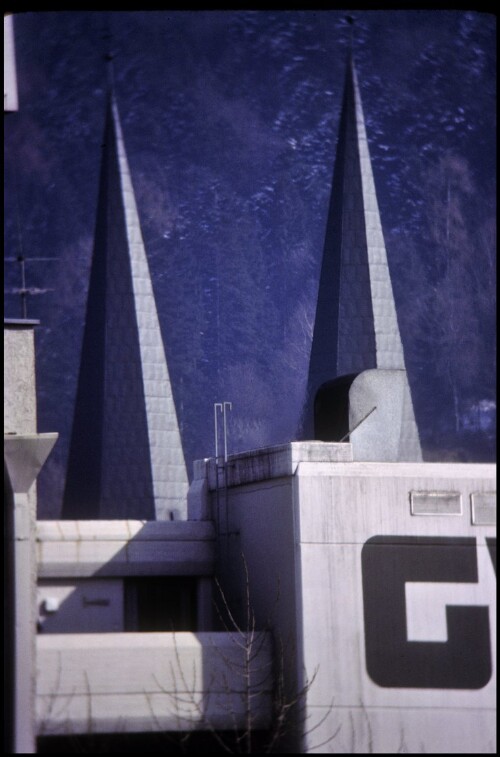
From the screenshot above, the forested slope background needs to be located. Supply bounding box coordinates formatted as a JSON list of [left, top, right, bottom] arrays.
[[4, 11, 495, 517]]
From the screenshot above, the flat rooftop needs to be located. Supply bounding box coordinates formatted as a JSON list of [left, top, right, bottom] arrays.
[[196, 441, 353, 489]]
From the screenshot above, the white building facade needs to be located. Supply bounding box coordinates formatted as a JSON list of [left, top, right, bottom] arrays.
[[190, 443, 496, 752]]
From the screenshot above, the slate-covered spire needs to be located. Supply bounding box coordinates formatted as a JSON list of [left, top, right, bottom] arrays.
[[302, 54, 422, 461], [63, 89, 188, 519]]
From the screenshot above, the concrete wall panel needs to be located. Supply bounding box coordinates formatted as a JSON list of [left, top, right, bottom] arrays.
[[37, 520, 216, 577], [4, 328, 37, 434], [299, 541, 495, 710], [296, 462, 495, 544], [303, 705, 496, 754], [37, 579, 124, 634], [36, 632, 272, 735], [295, 461, 496, 752]]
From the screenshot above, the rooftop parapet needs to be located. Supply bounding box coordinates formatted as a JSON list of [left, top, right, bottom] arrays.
[[193, 441, 353, 494]]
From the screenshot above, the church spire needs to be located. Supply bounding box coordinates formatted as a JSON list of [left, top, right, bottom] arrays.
[[63, 85, 188, 519], [301, 52, 422, 461]]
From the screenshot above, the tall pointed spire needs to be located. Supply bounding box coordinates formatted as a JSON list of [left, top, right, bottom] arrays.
[[63, 83, 188, 519], [301, 51, 422, 461]]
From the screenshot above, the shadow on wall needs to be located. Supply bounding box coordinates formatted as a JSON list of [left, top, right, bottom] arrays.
[[33, 520, 275, 751]]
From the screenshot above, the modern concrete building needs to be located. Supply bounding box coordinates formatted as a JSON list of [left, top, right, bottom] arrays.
[[4, 16, 496, 754], [190, 443, 496, 753], [5, 317, 273, 753]]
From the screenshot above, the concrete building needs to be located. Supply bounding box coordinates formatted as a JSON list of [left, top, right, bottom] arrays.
[[4, 326, 496, 752], [191, 444, 496, 752], [4, 16, 496, 754], [5, 313, 272, 753]]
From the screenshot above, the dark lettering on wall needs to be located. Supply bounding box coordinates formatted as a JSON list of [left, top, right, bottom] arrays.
[[361, 536, 492, 689], [486, 537, 496, 575]]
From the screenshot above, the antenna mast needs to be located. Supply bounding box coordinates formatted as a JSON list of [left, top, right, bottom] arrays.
[[214, 401, 232, 463], [5, 256, 58, 319]]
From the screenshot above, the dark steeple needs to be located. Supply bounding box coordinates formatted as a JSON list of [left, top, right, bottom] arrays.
[[63, 88, 188, 519], [301, 53, 422, 461]]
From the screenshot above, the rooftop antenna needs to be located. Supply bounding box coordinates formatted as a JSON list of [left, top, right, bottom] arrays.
[[5, 160, 57, 318], [214, 401, 232, 463], [214, 401, 232, 544], [17, 255, 26, 319], [5, 256, 58, 319]]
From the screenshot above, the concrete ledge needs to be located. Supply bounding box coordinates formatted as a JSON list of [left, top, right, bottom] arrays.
[[195, 442, 353, 490], [4, 433, 59, 492], [37, 520, 215, 541], [294, 460, 496, 480], [37, 520, 216, 578], [37, 631, 273, 734]]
